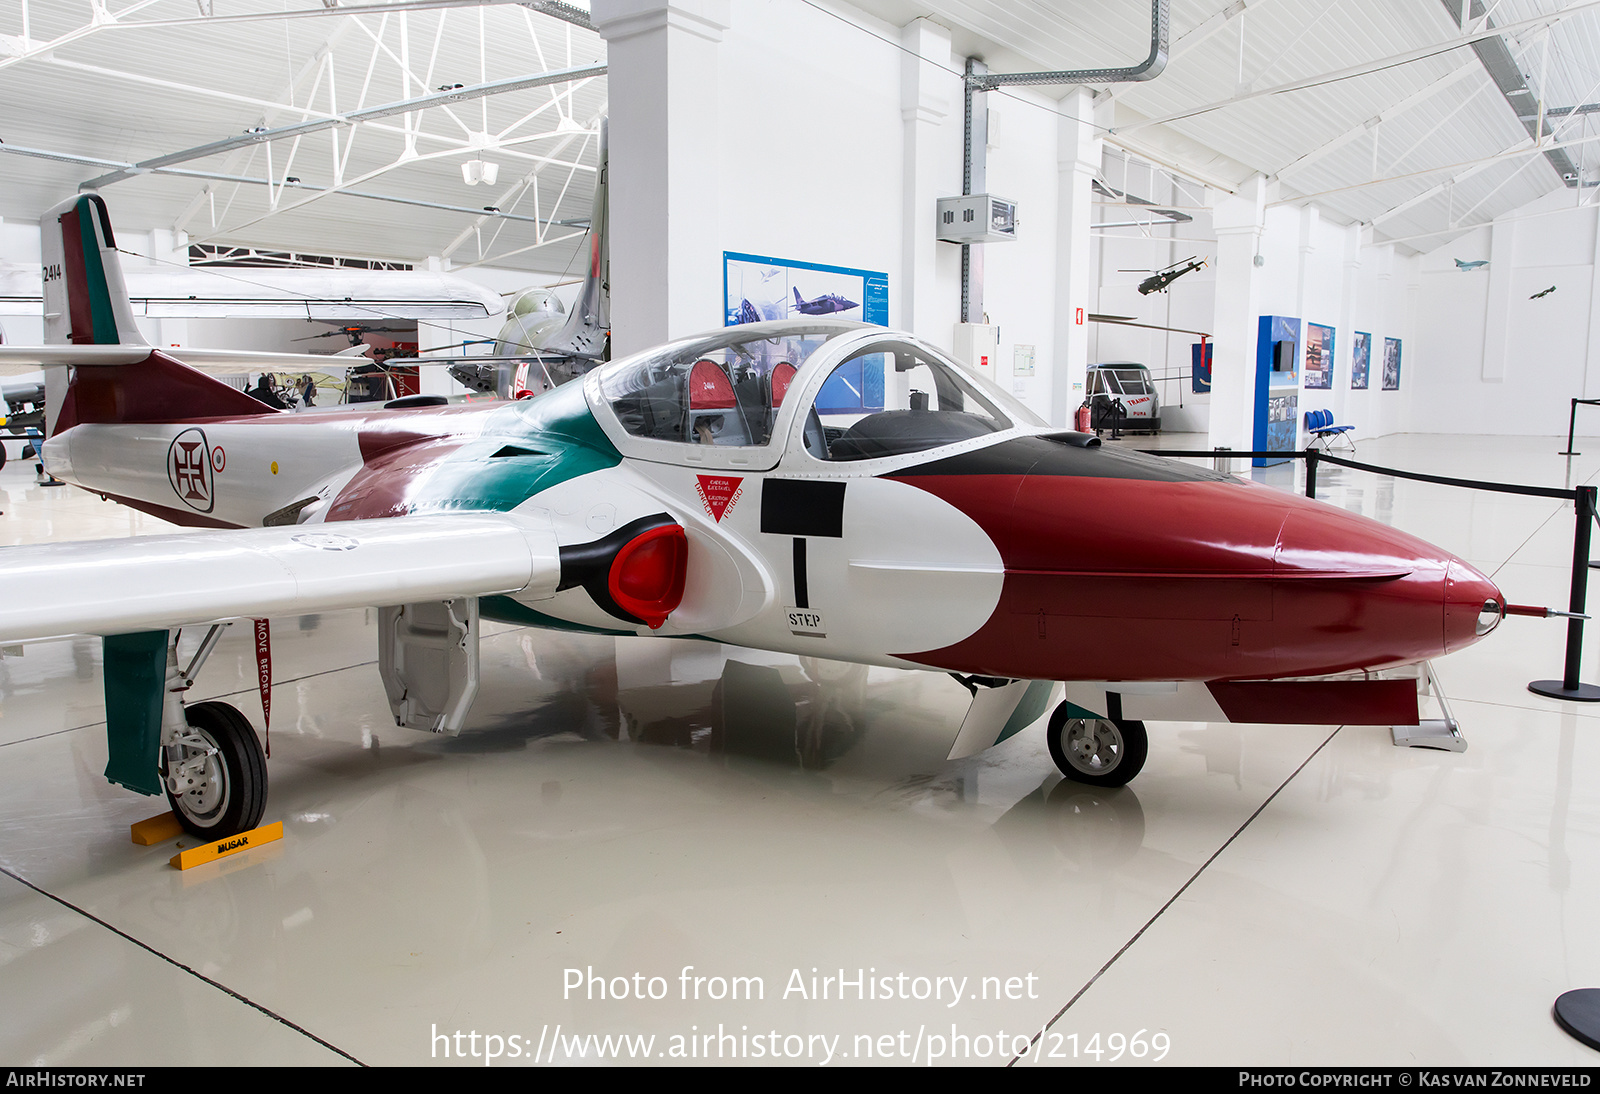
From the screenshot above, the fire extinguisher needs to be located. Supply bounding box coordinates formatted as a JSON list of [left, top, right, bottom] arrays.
[[1074, 402, 1092, 433]]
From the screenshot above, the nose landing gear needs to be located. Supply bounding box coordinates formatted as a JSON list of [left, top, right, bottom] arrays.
[[1046, 704, 1148, 787]]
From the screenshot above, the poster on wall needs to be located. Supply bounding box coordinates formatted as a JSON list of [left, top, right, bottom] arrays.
[[1351, 331, 1371, 390], [724, 252, 889, 328], [1304, 323, 1334, 389], [1192, 341, 1212, 393], [1383, 337, 1402, 390]]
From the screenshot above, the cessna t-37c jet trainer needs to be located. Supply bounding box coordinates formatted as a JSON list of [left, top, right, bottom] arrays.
[[0, 194, 1509, 840]]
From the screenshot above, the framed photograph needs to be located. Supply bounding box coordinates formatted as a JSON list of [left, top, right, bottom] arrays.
[[1304, 323, 1334, 390], [724, 252, 889, 328], [1351, 331, 1371, 390], [1383, 337, 1402, 391]]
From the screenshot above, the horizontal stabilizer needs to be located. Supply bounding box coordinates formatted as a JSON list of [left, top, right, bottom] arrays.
[[0, 512, 561, 643], [0, 345, 348, 375]]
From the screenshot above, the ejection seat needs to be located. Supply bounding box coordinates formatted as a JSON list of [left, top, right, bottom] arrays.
[[686, 359, 752, 446]]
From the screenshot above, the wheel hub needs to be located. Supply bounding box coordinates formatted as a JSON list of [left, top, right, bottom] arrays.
[[164, 729, 229, 822], [1067, 719, 1122, 773]]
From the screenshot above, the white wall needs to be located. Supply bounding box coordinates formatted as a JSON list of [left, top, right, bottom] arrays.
[[705, 1, 1074, 424], [1413, 191, 1600, 437]]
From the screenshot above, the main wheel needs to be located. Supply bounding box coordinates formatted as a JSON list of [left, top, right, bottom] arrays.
[[162, 701, 267, 839], [1046, 705, 1148, 787]]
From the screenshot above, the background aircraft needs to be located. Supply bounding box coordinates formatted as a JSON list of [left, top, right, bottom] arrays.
[[1137, 256, 1206, 295], [1532, 285, 1558, 299], [790, 286, 858, 315], [0, 192, 1511, 845], [439, 122, 611, 400], [1454, 258, 1489, 270]]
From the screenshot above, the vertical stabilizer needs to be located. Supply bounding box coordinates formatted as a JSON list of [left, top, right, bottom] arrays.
[[540, 119, 610, 361], [36, 194, 272, 438], [41, 193, 146, 348]]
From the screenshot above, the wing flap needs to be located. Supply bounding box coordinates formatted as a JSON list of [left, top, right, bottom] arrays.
[[0, 513, 560, 643]]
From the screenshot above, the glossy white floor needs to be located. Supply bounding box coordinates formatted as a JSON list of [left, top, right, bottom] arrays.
[[1, 432, 1598, 1068]]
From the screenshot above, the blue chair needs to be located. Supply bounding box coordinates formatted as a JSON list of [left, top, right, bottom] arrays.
[[1304, 408, 1356, 452]]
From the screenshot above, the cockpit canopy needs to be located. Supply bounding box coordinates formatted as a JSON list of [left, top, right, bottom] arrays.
[[592, 320, 1041, 464], [598, 321, 857, 448]]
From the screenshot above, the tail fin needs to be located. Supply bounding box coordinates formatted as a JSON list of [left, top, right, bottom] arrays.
[[41, 193, 146, 348], [38, 193, 272, 437], [794, 286, 803, 307], [539, 119, 610, 361]]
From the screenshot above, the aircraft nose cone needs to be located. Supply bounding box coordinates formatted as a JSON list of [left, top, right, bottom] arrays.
[[1445, 557, 1504, 652], [1272, 499, 1500, 672]]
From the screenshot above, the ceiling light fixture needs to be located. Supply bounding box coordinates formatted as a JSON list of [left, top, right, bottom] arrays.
[[461, 159, 499, 186]]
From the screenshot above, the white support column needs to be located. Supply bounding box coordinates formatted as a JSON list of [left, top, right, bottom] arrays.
[[1585, 207, 1600, 399], [1482, 213, 1514, 382], [1051, 88, 1102, 428], [1208, 174, 1268, 452], [1336, 222, 1361, 424], [417, 255, 462, 396], [592, 0, 730, 356], [148, 228, 190, 350], [1294, 203, 1317, 324], [899, 17, 950, 340]]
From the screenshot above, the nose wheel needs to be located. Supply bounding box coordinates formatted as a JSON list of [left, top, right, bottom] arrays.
[[161, 700, 267, 839], [1046, 704, 1148, 787]]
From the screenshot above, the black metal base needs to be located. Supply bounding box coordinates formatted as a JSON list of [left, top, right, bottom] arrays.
[[1561, 450, 1581, 456], [1528, 680, 1600, 701], [1554, 988, 1600, 1051]]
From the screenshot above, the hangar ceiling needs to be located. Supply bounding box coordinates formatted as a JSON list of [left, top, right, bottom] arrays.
[[4, 0, 1600, 266], [0, 0, 607, 273], [854, 0, 1600, 253]]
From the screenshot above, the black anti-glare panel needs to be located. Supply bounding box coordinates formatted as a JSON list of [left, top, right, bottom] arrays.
[[761, 479, 845, 538]]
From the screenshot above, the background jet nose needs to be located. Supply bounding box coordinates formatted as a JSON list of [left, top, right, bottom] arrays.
[[1445, 557, 1503, 652]]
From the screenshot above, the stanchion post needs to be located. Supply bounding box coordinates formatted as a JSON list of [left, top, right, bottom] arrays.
[[1530, 485, 1600, 700], [1304, 448, 1319, 500], [1561, 398, 1580, 456]]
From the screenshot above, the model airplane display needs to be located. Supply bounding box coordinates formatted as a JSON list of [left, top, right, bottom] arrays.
[[790, 286, 859, 315], [0, 192, 1511, 843], [1137, 256, 1206, 295], [1454, 258, 1489, 270]]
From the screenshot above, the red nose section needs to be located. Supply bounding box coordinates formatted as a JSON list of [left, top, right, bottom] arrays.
[[893, 462, 1501, 681]]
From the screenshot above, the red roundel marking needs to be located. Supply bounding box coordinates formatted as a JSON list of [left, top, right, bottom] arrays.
[[608, 524, 687, 630], [211, 445, 226, 472]]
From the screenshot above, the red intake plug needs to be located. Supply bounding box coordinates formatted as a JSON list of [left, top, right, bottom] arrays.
[[608, 524, 687, 629]]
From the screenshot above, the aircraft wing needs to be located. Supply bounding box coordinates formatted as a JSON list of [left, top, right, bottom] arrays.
[[0, 512, 560, 644]]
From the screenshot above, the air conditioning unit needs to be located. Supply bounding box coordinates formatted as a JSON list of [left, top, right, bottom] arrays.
[[937, 194, 1018, 244]]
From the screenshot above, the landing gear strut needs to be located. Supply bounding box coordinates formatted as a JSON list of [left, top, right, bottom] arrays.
[[1046, 703, 1148, 787], [158, 625, 269, 839]]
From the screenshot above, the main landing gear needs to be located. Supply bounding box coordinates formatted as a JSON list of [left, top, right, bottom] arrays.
[[162, 700, 267, 838], [157, 625, 268, 839], [1046, 703, 1148, 787]]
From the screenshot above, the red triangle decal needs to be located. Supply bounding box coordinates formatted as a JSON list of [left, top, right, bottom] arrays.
[[696, 475, 744, 523]]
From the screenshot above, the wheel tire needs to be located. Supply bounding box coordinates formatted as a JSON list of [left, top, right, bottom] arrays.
[[1046, 705, 1148, 787], [163, 701, 267, 839]]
